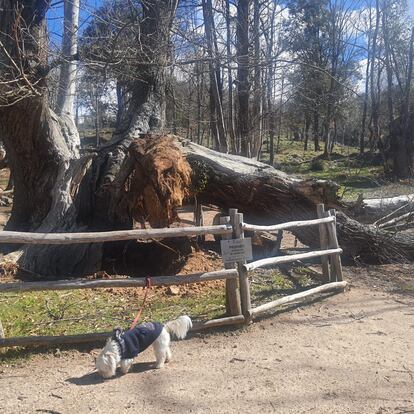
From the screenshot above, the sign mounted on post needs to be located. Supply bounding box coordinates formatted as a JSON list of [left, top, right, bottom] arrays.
[[220, 238, 253, 264]]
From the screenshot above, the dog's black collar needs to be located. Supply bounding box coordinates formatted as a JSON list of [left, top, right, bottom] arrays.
[[112, 328, 126, 359]]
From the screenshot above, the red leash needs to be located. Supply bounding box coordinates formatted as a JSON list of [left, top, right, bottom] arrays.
[[130, 276, 152, 330]]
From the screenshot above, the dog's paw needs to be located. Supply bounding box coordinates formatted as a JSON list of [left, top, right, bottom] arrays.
[[120, 359, 133, 374], [154, 363, 165, 369]]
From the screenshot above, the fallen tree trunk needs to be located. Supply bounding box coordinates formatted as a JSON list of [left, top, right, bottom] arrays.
[[176, 138, 414, 263], [350, 194, 414, 224]]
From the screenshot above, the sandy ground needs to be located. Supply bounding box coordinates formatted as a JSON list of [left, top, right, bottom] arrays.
[[1, 273, 413, 414]]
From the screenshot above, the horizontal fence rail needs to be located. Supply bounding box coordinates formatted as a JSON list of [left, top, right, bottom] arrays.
[[0, 269, 239, 293], [0, 315, 246, 348], [0, 224, 232, 245], [251, 281, 347, 317], [242, 216, 335, 232], [244, 248, 343, 271]]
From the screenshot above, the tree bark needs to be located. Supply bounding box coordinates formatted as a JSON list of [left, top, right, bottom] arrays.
[[236, 0, 250, 157], [390, 27, 414, 179], [56, 0, 80, 157], [369, 0, 381, 150], [265, 1, 277, 165], [0, 0, 179, 278], [176, 138, 414, 263], [202, 0, 228, 152], [360, 9, 372, 154], [251, 0, 262, 159], [313, 110, 320, 151], [225, 0, 236, 153]]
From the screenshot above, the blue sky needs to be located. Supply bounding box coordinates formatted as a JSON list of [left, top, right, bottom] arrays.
[[409, 0, 414, 17], [47, 0, 103, 48], [47, 0, 414, 49]]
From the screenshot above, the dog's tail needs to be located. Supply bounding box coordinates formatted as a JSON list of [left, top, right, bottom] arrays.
[[164, 315, 192, 339]]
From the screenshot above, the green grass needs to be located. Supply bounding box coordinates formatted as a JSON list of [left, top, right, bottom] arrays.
[[261, 136, 412, 201], [0, 286, 226, 348], [250, 267, 321, 306]]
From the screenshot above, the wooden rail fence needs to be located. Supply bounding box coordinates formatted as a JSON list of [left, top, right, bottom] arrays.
[[0, 203, 346, 348]]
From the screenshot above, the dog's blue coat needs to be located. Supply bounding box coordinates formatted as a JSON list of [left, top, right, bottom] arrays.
[[113, 322, 164, 359]]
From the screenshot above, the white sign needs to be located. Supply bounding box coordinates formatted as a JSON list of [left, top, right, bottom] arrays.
[[220, 238, 253, 263]]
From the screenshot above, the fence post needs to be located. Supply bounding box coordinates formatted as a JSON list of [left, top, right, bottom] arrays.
[[327, 209, 343, 282], [317, 204, 331, 282], [194, 198, 205, 243], [221, 216, 241, 316], [230, 209, 252, 323]]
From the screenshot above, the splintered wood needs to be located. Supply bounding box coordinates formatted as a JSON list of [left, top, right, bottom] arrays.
[[122, 134, 192, 228]]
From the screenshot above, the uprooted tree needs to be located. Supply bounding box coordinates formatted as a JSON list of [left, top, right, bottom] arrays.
[[0, 1, 413, 279]]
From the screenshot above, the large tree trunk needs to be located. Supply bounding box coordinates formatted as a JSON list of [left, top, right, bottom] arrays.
[[0, 0, 178, 278]]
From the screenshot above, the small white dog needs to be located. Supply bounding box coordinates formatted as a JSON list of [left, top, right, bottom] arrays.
[[96, 315, 192, 379]]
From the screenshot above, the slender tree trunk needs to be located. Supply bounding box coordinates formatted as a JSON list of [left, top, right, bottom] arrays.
[[370, 0, 381, 150], [251, 0, 262, 159], [202, 0, 228, 152], [360, 9, 372, 154], [266, 2, 276, 165], [381, 2, 394, 127], [304, 114, 310, 151], [313, 110, 320, 151], [225, 0, 236, 153], [236, 0, 250, 157], [196, 62, 202, 145], [56, 0, 80, 157], [95, 92, 100, 148], [276, 74, 284, 154]]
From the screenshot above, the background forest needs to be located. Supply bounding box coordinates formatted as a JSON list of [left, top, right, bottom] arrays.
[[56, 0, 414, 180]]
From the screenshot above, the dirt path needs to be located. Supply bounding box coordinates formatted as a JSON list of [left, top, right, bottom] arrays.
[[1, 281, 413, 414]]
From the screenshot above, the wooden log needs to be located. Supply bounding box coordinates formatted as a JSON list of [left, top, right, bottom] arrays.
[[231, 209, 252, 322], [326, 210, 343, 282], [0, 332, 111, 348], [378, 210, 414, 229], [221, 216, 241, 316], [242, 217, 335, 232], [0, 316, 246, 348], [0, 269, 239, 293], [317, 204, 331, 282], [373, 202, 413, 227], [0, 225, 232, 245], [244, 248, 343, 271], [191, 315, 245, 330], [251, 281, 347, 317], [363, 194, 414, 210]]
